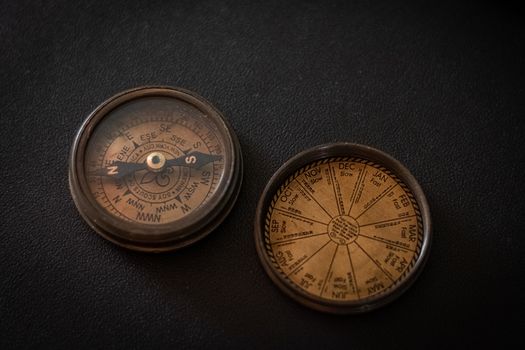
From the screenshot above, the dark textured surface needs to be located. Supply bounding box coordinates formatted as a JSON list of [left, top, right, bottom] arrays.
[[1, 0, 524, 348]]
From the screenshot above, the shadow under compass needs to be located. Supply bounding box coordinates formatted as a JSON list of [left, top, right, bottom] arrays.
[[87, 134, 272, 338]]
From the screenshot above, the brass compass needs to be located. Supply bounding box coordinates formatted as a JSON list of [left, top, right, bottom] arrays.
[[255, 143, 431, 313], [69, 86, 242, 252]]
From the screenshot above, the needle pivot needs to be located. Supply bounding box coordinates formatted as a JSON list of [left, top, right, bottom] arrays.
[[146, 152, 166, 172]]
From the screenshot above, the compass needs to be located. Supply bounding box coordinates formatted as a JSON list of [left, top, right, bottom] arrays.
[[69, 86, 242, 252], [254, 143, 431, 313]]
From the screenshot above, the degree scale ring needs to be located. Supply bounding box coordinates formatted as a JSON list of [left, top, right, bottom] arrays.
[[254, 143, 431, 313]]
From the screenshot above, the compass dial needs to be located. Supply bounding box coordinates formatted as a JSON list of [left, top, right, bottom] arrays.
[[69, 87, 242, 252], [255, 143, 431, 313], [85, 111, 224, 224]]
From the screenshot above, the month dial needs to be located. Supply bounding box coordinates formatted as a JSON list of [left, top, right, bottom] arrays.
[[255, 143, 431, 313]]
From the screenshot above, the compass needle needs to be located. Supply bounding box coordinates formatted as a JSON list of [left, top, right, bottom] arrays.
[[90, 151, 224, 179]]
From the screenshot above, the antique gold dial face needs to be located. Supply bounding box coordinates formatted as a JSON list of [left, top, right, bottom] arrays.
[[257, 148, 429, 312], [70, 87, 242, 252], [84, 98, 225, 225]]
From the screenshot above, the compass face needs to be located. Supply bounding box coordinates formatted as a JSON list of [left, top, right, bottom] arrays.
[[255, 144, 431, 313], [84, 97, 225, 225], [69, 87, 242, 252]]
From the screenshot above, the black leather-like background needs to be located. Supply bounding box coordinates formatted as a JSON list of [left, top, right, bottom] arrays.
[[1, 0, 523, 348]]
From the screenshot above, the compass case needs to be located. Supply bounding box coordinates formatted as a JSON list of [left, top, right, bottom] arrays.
[[69, 87, 243, 252]]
